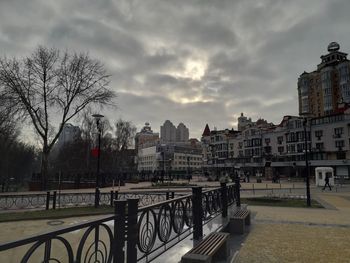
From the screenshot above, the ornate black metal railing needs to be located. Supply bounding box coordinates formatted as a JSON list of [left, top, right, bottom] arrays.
[[0, 182, 240, 263], [0, 193, 48, 210], [134, 183, 236, 262], [0, 214, 116, 263], [0, 190, 180, 210]]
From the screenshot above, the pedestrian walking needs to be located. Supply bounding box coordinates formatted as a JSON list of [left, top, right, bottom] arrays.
[[323, 174, 332, 191]]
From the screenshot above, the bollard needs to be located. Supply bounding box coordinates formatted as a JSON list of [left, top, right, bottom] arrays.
[[113, 200, 127, 263], [192, 187, 203, 240], [52, 191, 57, 210], [166, 191, 170, 200], [114, 191, 119, 200], [280, 183, 282, 189], [253, 184, 255, 195], [171, 191, 175, 199], [266, 183, 268, 189], [46, 191, 50, 210]]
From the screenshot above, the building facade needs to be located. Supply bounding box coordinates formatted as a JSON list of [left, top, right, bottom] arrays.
[[134, 122, 159, 153], [137, 142, 202, 177], [202, 112, 350, 179], [298, 42, 350, 117], [56, 123, 81, 148], [161, 120, 190, 143], [176, 123, 189, 142]]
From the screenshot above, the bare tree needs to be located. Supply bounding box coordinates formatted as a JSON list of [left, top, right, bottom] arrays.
[[114, 119, 137, 151], [0, 46, 116, 189]]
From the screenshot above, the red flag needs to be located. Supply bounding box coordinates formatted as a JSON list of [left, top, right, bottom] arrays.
[[91, 148, 100, 157]]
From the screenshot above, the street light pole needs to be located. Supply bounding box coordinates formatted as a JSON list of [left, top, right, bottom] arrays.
[[303, 118, 311, 207], [92, 114, 104, 188]]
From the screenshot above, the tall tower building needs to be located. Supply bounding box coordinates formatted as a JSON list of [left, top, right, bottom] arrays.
[[298, 42, 350, 117], [160, 120, 177, 142], [176, 123, 189, 142], [237, 113, 253, 131], [135, 122, 159, 152]]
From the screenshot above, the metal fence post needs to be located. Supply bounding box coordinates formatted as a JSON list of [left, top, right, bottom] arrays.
[[113, 200, 127, 263], [94, 187, 100, 208], [52, 191, 57, 210], [192, 187, 203, 240], [127, 198, 139, 263], [221, 183, 228, 217], [110, 191, 114, 207], [46, 191, 50, 210], [235, 177, 241, 207]]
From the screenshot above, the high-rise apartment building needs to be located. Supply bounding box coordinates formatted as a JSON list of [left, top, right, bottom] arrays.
[[160, 120, 177, 142], [298, 42, 350, 117], [176, 123, 189, 142], [160, 120, 190, 142], [57, 123, 81, 148]]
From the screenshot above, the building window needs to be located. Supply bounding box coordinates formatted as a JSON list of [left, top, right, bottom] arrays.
[[335, 140, 344, 148], [315, 130, 323, 139], [265, 138, 270, 145], [336, 151, 346, 160], [278, 146, 284, 153], [316, 143, 324, 150], [277, 136, 283, 145], [334, 127, 344, 138]]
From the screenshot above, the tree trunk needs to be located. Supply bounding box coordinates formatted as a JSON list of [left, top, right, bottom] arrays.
[[41, 147, 50, 190]]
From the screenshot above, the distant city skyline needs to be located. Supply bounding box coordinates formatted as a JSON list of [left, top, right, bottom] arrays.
[[1, 1, 350, 142]]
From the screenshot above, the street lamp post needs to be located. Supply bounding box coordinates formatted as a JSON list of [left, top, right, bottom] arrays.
[[303, 118, 311, 207], [92, 114, 104, 188]]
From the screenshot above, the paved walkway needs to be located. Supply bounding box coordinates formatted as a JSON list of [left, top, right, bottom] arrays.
[[235, 190, 350, 263], [1, 182, 350, 262]]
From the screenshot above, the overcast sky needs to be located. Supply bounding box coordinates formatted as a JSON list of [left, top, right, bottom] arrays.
[[1, 0, 350, 140]]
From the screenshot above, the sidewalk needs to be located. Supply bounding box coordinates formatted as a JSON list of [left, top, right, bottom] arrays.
[[235, 190, 350, 263]]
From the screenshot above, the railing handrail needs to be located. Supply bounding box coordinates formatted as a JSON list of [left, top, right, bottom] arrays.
[[138, 193, 192, 212], [0, 190, 184, 198], [0, 214, 115, 251]]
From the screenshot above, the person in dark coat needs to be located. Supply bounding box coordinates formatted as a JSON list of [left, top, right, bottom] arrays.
[[323, 174, 332, 191]]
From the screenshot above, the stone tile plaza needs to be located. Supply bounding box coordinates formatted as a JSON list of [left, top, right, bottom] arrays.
[[1, 1, 350, 263]]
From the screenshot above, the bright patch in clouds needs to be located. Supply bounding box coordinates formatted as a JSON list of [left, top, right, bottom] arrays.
[[0, 0, 350, 139]]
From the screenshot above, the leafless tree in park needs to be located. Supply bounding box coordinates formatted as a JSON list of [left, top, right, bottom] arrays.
[[0, 46, 116, 189], [114, 119, 137, 151]]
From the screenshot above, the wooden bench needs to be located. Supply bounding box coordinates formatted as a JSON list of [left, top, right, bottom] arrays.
[[181, 232, 230, 263], [230, 208, 250, 235]]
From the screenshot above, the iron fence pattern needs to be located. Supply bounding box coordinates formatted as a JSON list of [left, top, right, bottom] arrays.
[[0, 183, 238, 263], [136, 186, 230, 262], [0, 191, 180, 210], [0, 215, 115, 263], [0, 193, 48, 210]]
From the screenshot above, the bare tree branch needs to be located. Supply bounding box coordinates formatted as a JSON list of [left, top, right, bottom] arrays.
[[0, 46, 116, 189]]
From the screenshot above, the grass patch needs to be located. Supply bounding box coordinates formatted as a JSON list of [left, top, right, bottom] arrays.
[[0, 206, 114, 223], [241, 197, 324, 208]]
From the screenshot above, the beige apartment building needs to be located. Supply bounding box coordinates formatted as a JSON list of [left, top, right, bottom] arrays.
[[298, 42, 350, 117]]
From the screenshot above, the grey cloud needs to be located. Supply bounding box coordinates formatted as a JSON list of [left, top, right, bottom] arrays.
[[1, 0, 350, 139]]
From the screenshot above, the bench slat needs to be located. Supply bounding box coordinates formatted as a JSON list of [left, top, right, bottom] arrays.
[[192, 234, 224, 255], [190, 233, 229, 256]]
